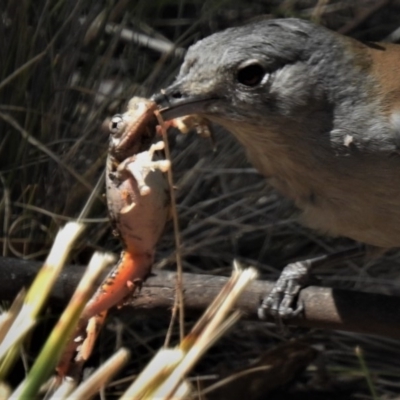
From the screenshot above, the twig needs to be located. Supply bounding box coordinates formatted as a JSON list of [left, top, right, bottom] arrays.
[[0, 112, 94, 194], [311, 0, 330, 23], [338, 0, 392, 34], [105, 23, 185, 57], [0, 0, 85, 91], [154, 111, 185, 343], [2, 256, 400, 339]]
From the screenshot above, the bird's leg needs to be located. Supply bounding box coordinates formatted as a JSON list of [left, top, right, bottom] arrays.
[[258, 247, 365, 320]]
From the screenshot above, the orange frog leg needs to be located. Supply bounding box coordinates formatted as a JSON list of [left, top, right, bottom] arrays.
[[82, 249, 153, 320], [56, 250, 153, 378]]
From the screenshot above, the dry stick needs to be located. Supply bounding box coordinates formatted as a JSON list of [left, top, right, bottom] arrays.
[[12, 202, 107, 223], [2, 257, 400, 339], [338, 0, 392, 34], [154, 111, 185, 343], [77, 169, 106, 221], [0, 112, 94, 194], [0, 0, 84, 91], [311, 0, 330, 22], [164, 293, 180, 348], [0, 174, 10, 257], [105, 23, 185, 57]]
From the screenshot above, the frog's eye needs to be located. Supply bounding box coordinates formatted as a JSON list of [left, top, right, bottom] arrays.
[[109, 114, 125, 135]]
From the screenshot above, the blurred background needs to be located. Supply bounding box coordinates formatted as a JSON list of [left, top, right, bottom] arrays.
[[2, 0, 400, 398]]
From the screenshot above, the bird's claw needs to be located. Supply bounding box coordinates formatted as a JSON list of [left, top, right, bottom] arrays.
[[258, 260, 312, 319]]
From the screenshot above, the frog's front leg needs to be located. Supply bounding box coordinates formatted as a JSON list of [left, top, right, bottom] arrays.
[[117, 141, 170, 198]]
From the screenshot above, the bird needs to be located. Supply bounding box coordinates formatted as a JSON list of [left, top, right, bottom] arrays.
[[152, 18, 400, 318]]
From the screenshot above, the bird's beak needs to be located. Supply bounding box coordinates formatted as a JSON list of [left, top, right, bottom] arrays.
[[152, 83, 217, 121]]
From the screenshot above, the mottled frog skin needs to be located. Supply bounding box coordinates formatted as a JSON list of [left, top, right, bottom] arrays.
[[57, 97, 170, 377], [87, 97, 170, 318]]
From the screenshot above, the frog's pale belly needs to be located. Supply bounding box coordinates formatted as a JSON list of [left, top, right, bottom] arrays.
[[106, 159, 169, 254]]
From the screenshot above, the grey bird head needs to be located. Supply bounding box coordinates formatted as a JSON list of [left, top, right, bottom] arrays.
[[154, 18, 359, 126], [152, 18, 400, 248]]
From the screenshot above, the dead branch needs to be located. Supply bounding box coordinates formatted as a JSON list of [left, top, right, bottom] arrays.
[[338, 0, 392, 34], [1, 256, 400, 338]]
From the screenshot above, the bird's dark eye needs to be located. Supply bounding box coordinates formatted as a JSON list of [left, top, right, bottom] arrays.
[[237, 60, 266, 87]]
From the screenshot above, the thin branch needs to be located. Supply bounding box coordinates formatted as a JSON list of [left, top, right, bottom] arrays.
[[338, 0, 392, 34], [155, 111, 185, 343], [1, 256, 400, 339], [0, 112, 94, 194], [105, 23, 185, 57]]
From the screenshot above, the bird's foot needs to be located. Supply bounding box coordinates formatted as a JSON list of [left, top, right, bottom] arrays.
[[258, 259, 313, 320], [258, 247, 364, 321]]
